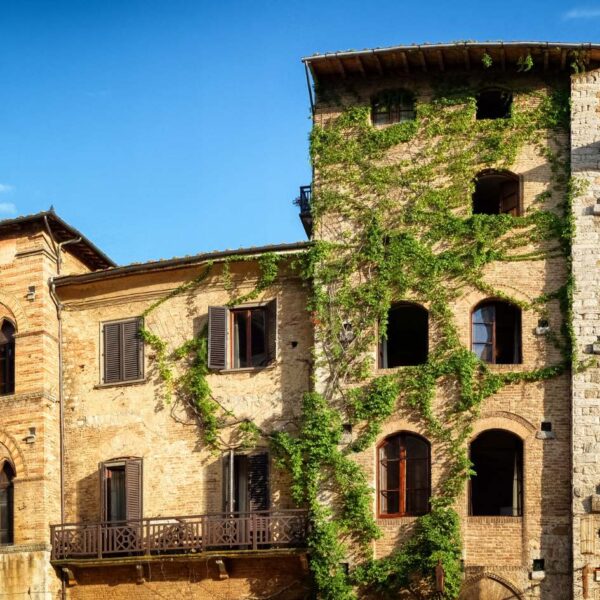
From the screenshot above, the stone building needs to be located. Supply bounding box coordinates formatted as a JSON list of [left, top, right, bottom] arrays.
[[0, 40, 598, 600]]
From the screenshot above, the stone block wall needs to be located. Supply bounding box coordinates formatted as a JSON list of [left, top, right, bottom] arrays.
[[571, 67, 600, 600]]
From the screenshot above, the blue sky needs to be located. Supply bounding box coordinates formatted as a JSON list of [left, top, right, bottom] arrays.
[[0, 0, 597, 264]]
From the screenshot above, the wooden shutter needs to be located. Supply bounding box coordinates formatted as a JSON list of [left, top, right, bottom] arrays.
[[103, 323, 122, 383], [122, 319, 143, 381], [208, 306, 228, 370], [125, 458, 143, 521], [99, 461, 109, 521], [266, 299, 278, 364], [500, 180, 519, 215], [247, 452, 269, 512]]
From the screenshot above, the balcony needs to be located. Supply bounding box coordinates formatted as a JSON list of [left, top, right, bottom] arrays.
[[294, 185, 312, 238], [50, 510, 308, 564]]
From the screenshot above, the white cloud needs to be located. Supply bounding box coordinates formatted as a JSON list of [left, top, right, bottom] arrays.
[[563, 7, 600, 19], [0, 184, 14, 194], [0, 203, 16, 215]]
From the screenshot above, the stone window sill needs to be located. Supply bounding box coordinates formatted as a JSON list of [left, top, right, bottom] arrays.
[[94, 378, 147, 390]]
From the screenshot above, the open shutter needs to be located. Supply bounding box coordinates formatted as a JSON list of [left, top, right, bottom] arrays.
[[500, 181, 519, 215], [125, 458, 143, 521], [266, 299, 278, 364], [103, 323, 122, 383], [208, 306, 228, 370], [99, 462, 109, 521], [247, 452, 269, 512], [122, 319, 143, 381]]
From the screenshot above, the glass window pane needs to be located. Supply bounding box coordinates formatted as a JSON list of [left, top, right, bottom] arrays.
[[474, 305, 495, 323], [380, 491, 399, 515], [233, 311, 248, 368], [108, 468, 126, 522], [385, 459, 400, 490], [0, 487, 8, 543], [473, 343, 492, 362], [405, 435, 428, 460], [406, 458, 428, 490], [406, 488, 428, 515], [382, 437, 400, 460], [250, 310, 267, 366], [473, 324, 493, 344]]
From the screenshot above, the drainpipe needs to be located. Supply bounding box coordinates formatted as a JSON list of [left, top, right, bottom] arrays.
[[48, 278, 65, 599]]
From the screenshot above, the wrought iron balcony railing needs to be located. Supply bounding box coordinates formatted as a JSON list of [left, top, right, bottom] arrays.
[[50, 510, 308, 561], [294, 185, 312, 237]]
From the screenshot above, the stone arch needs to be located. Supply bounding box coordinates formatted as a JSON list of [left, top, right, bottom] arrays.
[[0, 431, 26, 478], [459, 572, 524, 600], [0, 291, 28, 332]]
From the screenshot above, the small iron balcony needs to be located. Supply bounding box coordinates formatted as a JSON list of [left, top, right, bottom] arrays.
[[50, 510, 308, 562], [294, 185, 312, 238]]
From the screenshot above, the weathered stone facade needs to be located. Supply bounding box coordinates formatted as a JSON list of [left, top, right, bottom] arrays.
[[571, 69, 600, 600], [0, 41, 599, 600]]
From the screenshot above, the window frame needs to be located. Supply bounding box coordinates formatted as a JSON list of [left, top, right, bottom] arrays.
[[371, 89, 416, 127], [208, 300, 277, 371], [471, 300, 522, 365], [100, 317, 145, 385], [472, 170, 521, 216], [229, 306, 269, 370], [475, 88, 513, 120], [0, 319, 16, 396], [0, 460, 14, 545], [377, 432, 431, 518]]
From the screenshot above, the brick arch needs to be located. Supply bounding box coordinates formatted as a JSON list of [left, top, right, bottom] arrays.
[[463, 287, 534, 313], [459, 572, 524, 600], [470, 412, 535, 442], [0, 291, 29, 332], [0, 431, 26, 478]]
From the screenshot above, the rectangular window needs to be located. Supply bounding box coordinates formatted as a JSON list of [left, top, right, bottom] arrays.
[[100, 458, 143, 522], [102, 318, 144, 384], [223, 451, 269, 513], [231, 308, 267, 368], [208, 301, 277, 370]]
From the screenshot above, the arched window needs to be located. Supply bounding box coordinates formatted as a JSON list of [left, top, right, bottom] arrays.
[[372, 90, 415, 126], [476, 89, 512, 120], [0, 461, 14, 544], [470, 430, 523, 516], [378, 433, 430, 517], [472, 171, 520, 215], [472, 300, 521, 364], [0, 321, 15, 395], [379, 303, 428, 368]]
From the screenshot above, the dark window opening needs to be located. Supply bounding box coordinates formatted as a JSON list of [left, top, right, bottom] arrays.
[[472, 172, 520, 215], [223, 451, 269, 513], [372, 90, 415, 126], [380, 304, 428, 368], [106, 465, 126, 522], [378, 433, 430, 517], [532, 559, 545, 572], [541, 421, 552, 432], [231, 308, 268, 368], [472, 300, 521, 364], [476, 89, 512, 120], [0, 462, 14, 544], [470, 429, 523, 516], [0, 321, 15, 395]]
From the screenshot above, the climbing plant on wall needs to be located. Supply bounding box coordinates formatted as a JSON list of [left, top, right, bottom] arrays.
[[271, 78, 578, 599], [140, 75, 579, 599]]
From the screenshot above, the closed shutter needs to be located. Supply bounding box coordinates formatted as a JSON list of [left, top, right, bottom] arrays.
[[125, 458, 143, 521], [122, 319, 143, 381], [103, 319, 143, 383], [266, 299, 278, 364], [103, 323, 122, 383], [247, 452, 269, 512], [208, 306, 228, 370]]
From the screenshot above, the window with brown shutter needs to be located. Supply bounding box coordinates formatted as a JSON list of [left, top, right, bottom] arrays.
[[100, 457, 143, 522], [208, 300, 277, 371], [102, 318, 144, 384], [223, 451, 269, 513]]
